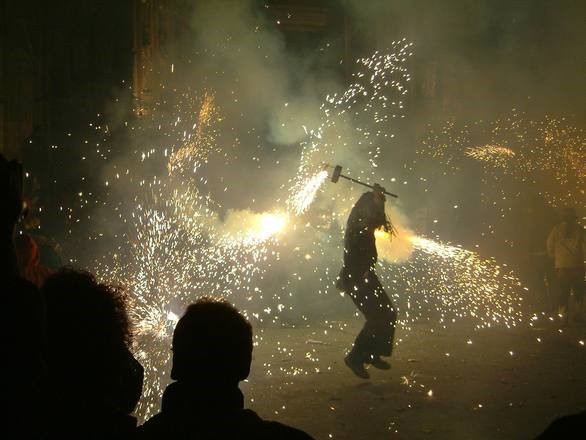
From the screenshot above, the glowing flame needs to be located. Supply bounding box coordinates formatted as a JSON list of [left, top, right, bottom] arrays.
[[374, 229, 391, 240], [257, 212, 288, 239], [409, 235, 463, 259], [374, 224, 414, 263]]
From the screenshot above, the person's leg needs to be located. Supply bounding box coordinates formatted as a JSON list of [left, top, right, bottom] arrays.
[[556, 269, 571, 322], [544, 261, 557, 313], [569, 269, 585, 323], [363, 272, 396, 366], [345, 270, 397, 377], [347, 287, 373, 363], [345, 274, 378, 378]]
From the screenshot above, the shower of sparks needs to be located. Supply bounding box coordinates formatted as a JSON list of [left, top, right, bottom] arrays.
[[405, 235, 525, 329], [48, 39, 543, 420], [371, 229, 525, 330], [420, 112, 586, 208], [87, 91, 293, 418], [288, 170, 329, 215], [287, 40, 413, 213], [465, 145, 516, 167], [70, 42, 422, 417], [167, 92, 218, 175]]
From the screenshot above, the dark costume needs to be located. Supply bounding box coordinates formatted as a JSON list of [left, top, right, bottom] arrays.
[[337, 190, 397, 363]]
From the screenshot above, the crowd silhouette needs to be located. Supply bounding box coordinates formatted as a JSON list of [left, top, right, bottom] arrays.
[[42, 269, 143, 438], [1, 153, 583, 438], [1, 152, 314, 439]]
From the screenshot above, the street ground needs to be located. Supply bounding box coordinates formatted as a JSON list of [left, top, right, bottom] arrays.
[[242, 317, 585, 439]]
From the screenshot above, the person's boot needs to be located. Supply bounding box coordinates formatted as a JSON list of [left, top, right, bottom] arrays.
[[368, 355, 391, 370], [344, 354, 369, 379]]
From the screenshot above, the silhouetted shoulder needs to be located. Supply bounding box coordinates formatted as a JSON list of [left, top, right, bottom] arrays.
[[135, 412, 164, 438], [257, 417, 315, 440], [3, 276, 43, 307], [536, 410, 586, 439], [3, 276, 46, 368], [1, 276, 46, 439], [137, 408, 314, 439], [239, 409, 314, 439]]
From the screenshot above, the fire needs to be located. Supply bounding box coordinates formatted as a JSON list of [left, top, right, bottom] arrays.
[[374, 224, 415, 263], [374, 229, 391, 240], [257, 212, 288, 239]]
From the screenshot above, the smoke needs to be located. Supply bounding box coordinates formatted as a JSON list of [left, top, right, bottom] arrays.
[[185, 0, 344, 146], [38, 0, 574, 420], [342, 0, 585, 121], [188, 0, 288, 125], [57, 0, 584, 290], [434, 0, 583, 119]]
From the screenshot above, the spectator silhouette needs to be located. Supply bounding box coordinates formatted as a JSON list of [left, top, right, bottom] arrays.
[[1, 154, 24, 278], [42, 269, 143, 439], [536, 410, 586, 439], [0, 154, 46, 438], [138, 298, 314, 439]]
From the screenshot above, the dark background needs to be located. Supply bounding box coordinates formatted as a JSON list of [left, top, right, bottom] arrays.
[[2, 0, 584, 157]]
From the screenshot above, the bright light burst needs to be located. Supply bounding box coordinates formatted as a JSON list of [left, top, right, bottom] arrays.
[[287, 41, 414, 212], [257, 212, 288, 239], [219, 211, 289, 245]]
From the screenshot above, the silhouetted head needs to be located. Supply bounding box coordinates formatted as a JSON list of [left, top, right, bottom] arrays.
[[347, 189, 388, 234], [372, 183, 386, 202], [42, 269, 132, 392], [171, 298, 253, 386]]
